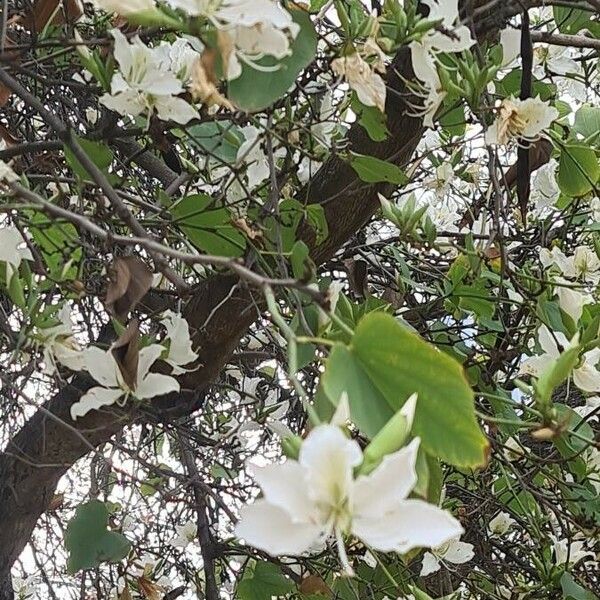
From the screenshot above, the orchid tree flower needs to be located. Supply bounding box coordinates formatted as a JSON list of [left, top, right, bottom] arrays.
[[70, 343, 179, 420], [541, 245, 600, 284], [551, 535, 596, 567], [168, 0, 300, 80], [235, 426, 463, 574], [100, 29, 199, 124], [40, 305, 86, 374], [161, 310, 198, 374], [553, 277, 593, 324], [331, 51, 387, 113], [485, 97, 559, 145], [0, 159, 19, 184], [519, 325, 600, 393], [408, 0, 474, 126], [0, 226, 33, 278], [419, 536, 474, 576], [169, 521, 197, 548], [488, 511, 516, 536]]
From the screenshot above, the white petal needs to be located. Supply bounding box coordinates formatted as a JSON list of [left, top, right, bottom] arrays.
[[70, 387, 123, 420], [420, 552, 441, 576], [84, 346, 120, 388], [299, 425, 362, 510], [54, 344, 86, 372], [155, 96, 199, 124], [250, 461, 315, 522], [137, 344, 165, 379], [100, 90, 146, 117], [573, 362, 600, 393], [352, 499, 463, 554], [441, 539, 474, 564], [537, 325, 560, 357], [353, 438, 420, 519], [135, 372, 180, 399], [235, 500, 323, 556], [500, 27, 521, 66]]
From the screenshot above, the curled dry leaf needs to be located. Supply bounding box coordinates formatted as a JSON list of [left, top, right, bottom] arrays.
[[231, 217, 262, 240], [190, 48, 234, 111], [111, 320, 140, 391], [299, 575, 332, 597], [137, 576, 163, 600], [105, 256, 154, 322]]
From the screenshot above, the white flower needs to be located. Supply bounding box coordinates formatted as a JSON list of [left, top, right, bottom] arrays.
[[488, 511, 516, 536], [425, 163, 454, 198], [235, 427, 463, 572], [12, 576, 35, 599], [331, 52, 386, 113], [40, 305, 85, 374], [503, 436, 526, 462], [94, 0, 155, 14], [485, 97, 558, 145], [519, 325, 600, 393], [161, 310, 198, 374], [168, 0, 300, 81], [531, 159, 560, 210], [574, 396, 600, 421], [551, 536, 595, 567], [420, 537, 474, 576], [0, 159, 18, 183], [100, 29, 199, 124], [170, 521, 197, 548], [408, 0, 474, 127], [70, 343, 179, 419], [0, 226, 33, 270], [590, 198, 600, 223], [554, 277, 593, 323], [534, 45, 581, 77], [499, 27, 520, 67], [541, 245, 600, 284], [236, 125, 285, 188]]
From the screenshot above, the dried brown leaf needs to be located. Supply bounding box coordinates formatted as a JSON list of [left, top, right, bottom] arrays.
[[299, 575, 332, 597], [105, 256, 154, 322], [111, 320, 140, 391]]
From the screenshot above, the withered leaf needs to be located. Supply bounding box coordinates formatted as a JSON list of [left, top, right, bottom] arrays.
[[111, 320, 140, 391], [299, 575, 332, 597], [105, 256, 153, 322], [343, 258, 369, 299], [137, 576, 163, 600]]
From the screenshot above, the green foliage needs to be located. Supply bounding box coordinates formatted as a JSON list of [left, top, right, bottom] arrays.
[[228, 10, 317, 112], [237, 562, 295, 600], [171, 194, 246, 257], [350, 154, 408, 184], [322, 312, 489, 467], [65, 501, 130, 573], [558, 144, 600, 197]]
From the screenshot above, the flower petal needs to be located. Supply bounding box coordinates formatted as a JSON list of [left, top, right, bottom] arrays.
[[352, 499, 463, 554], [353, 438, 420, 519], [235, 500, 323, 556], [84, 346, 120, 388], [250, 461, 315, 523], [70, 387, 123, 420], [299, 424, 362, 510], [420, 552, 440, 576], [135, 372, 180, 399]]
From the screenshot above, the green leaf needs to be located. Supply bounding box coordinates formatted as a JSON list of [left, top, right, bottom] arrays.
[[65, 501, 130, 573], [324, 312, 488, 467], [349, 154, 408, 185], [352, 95, 389, 142], [439, 102, 466, 137], [535, 341, 580, 409], [573, 105, 600, 140], [558, 144, 600, 197], [553, 6, 592, 34], [64, 137, 113, 181], [228, 10, 317, 112], [187, 121, 243, 163], [237, 561, 294, 600], [560, 572, 598, 600], [171, 194, 246, 257]]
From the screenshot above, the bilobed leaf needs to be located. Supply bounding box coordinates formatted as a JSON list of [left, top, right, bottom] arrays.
[[573, 105, 600, 140], [558, 144, 600, 197], [171, 194, 246, 257], [64, 137, 113, 181], [65, 500, 130, 573], [323, 312, 488, 467], [350, 154, 408, 185], [228, 10, 317, 112], [237, 561, 294, 600], [187, 121, 243, 163]]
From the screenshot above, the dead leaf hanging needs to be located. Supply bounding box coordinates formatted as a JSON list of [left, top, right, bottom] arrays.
[[105, 256, 154, 322], [111, 320, 140, 391]]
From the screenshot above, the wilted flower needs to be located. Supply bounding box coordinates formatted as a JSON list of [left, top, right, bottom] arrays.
[[485, 97, 558, 145], [40, 305, 85, 374]]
